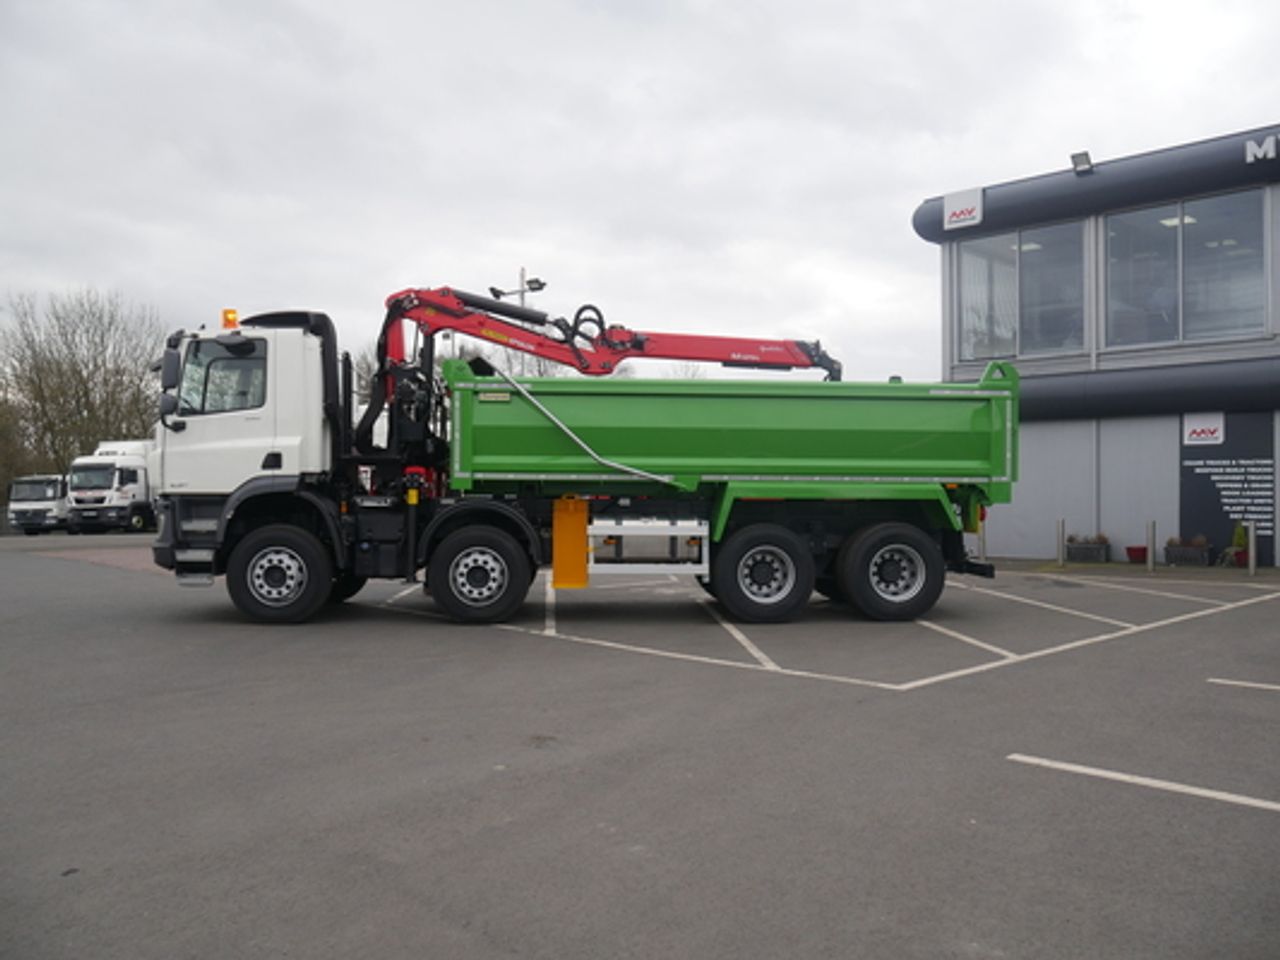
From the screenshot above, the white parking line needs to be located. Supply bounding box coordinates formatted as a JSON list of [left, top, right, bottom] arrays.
[[1207, 677, 1280, 693], [1024, 574, 1229, 607], [495, 622, 897, 688], [1008, 753, 1280, 814], [917, 619, 1016, 659], [699, 599, 781, 671], [961, 584, 1135, 627], [381, 584, 420, 606], [544, 578, 556, 636], [899, 590, 1280, 690]]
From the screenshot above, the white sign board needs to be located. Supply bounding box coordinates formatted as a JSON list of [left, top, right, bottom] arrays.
[[943, 188, 984, 231], [1183, 412, 1225, 446]]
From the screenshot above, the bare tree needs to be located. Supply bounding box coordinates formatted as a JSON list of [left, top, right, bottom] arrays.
[[0, 290, 162, 473]]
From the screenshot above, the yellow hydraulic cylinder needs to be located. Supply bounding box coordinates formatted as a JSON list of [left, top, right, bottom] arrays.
[[552, 496, 589, 589]]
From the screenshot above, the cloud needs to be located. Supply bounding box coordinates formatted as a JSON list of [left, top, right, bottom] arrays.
[[1, 0, 1277, 382]]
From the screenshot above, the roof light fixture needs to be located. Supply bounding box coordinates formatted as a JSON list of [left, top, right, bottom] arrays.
[[1070, 151, 1093, 175]]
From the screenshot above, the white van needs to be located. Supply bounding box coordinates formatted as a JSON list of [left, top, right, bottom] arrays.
[[6, 474, 70, 535]]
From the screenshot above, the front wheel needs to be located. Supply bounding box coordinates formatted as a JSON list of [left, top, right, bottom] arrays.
[[226, 524, 333, 623], [837, 522, 944, 621], [711, 524, 814, 623], [128, 511, 147, 532], [428, 526, 531, 623]]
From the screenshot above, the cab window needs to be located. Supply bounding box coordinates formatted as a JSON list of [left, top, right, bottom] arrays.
[[179, 339, 267, 415]]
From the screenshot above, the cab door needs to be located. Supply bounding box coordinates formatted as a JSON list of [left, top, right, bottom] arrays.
[[161, 331, 276, 494]]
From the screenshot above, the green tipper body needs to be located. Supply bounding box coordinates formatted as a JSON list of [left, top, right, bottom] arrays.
[[443, 360, 1018, 538]]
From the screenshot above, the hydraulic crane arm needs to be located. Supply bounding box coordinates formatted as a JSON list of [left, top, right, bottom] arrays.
[[382, 286, 843, 381]]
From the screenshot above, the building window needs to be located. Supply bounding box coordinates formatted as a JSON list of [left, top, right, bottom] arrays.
[[1183, 190, 1265, 340], [1106, 188, 1265, 347], [1105, 203, 1179, 346], [958, 222, 1084, 360], [958, 233, 1016, 360], [1019, 221, 1084, 354]]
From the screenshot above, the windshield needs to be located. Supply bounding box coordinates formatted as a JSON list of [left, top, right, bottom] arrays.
[[9, 480, 62, 501], [70, 466, 116, 490]]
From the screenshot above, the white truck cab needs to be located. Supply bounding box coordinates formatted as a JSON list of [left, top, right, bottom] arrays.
[[68, 440, 156, 532], [6, 474, 70, 535]]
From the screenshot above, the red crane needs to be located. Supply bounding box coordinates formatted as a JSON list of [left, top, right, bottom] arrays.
[[381, 286, 842, 381]]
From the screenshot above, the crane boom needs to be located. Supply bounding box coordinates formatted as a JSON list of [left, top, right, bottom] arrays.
[[382, 286, 842, 381]]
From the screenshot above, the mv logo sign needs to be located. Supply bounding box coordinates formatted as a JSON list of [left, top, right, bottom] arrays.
[[943, 188, 984, 231], [1245, 134, 1277, 164], [1184, 412, 1225, 446]]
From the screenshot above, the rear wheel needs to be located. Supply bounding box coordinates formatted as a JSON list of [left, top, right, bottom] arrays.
[[226, 524, 333, 623], [428, 526, 531, 623], [837, 522, 944, 621], [711, 524, 814, 623]]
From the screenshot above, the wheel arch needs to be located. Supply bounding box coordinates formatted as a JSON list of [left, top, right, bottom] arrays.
[[216, 477, 343, 572], [420, 500, 542, 570]]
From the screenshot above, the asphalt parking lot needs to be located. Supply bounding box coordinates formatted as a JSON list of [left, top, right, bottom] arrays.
[[2, 534, 1278, 959]]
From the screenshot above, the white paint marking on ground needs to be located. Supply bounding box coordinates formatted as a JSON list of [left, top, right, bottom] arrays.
[[1007, 753, 1280, 814], [963, 584, 1134, 627], [1024, 573, 1229, 607], [543, 578, 556, 636], [1207, 677, 1280, 693], [381, 585, 420, 606], [496, 623, 899, 689], [898, 590, 1280, 691], [698, 599, 781, 671], [372, 601, 452, 621], [572, 579, 664, 591], [917, 619, 1017, 659]]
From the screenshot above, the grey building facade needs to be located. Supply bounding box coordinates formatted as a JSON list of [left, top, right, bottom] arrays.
[[913, 125, 1280, 564]]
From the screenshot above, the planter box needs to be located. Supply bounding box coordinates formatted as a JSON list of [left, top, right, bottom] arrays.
[[1164, 546, 1210, 566], [1066, 543, 1110, 563], [1125, 546, 1148, 564]]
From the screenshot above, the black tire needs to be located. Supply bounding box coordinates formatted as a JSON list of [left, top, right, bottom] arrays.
[[328, 572, 368, 603], [128, 511, 147, 533], [837, 522, 944, 621], [711, 524, 814, 623], [22, 529, 40, 537], [428, 526, 531, 623], [226, 524, 333, 623]]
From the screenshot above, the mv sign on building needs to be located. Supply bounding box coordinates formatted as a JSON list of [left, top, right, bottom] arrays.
[[913, 125, 1280, 565]]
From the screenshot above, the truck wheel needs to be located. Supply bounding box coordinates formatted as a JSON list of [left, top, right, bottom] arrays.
[[128, 511, 147, 532], [428, 526, 531, 623], [328, 572, 367, 603], [837, 522, 944, 621], [226, 524, 333, 624], [711, 524, 814, 623]]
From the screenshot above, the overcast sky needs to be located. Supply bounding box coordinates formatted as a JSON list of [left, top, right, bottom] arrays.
[[2, 0, 1277, 381]]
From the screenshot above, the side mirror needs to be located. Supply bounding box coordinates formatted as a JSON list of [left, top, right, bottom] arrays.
[[160, 349, 182, 391], [158, 393, 185, 432]]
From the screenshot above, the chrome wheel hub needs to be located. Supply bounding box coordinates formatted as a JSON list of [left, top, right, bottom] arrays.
[[247, 546, 308, 607], [868, 544, 926, 603], [450, 547, 508, 606], [737, 546, 796, 605]]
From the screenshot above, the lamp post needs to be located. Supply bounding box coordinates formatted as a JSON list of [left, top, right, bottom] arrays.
[[489, 267, 546, 308]]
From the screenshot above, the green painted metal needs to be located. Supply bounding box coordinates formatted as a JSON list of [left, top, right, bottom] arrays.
[[709, 481, 962, 541], [443, 359, 1018, 524]]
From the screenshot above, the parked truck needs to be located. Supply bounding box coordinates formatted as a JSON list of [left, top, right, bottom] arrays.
[[6, 474, 70, 535], [68, 440, 156, 532], [152, 286, 1018, 624]]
